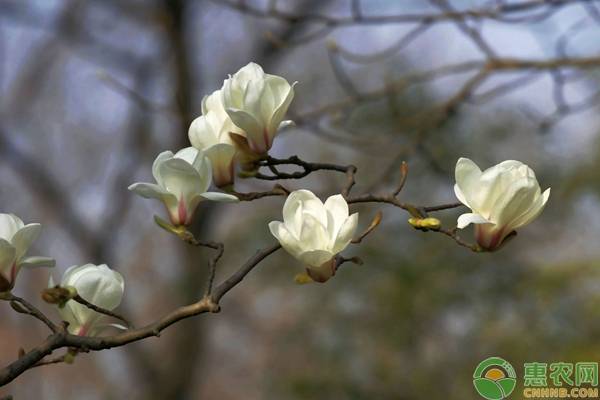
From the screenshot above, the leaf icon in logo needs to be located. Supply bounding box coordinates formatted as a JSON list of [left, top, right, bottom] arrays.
[[473, 378, 505, 400]]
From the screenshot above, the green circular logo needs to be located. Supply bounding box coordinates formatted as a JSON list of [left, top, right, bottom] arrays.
[[473, 357, 517, 400]]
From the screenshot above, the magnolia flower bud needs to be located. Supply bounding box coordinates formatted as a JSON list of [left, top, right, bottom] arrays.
[[222, 62, 295, 155], [51, 264, 124, 336], [188, 89, 244, 188], [454, 158, 550, 251], [269, 190, 358, 283], [129, 147, 238, 226], [0, 214, 55, 292]]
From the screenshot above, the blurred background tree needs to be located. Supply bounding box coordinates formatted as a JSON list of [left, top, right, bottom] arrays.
[[1, 0, 600, 399]]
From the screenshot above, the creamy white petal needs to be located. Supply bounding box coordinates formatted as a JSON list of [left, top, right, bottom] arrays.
[[19, 256, 55, 269], [508, 187, 551, 231], [324, 194, 349, 239], [457, 213, 491, 229], [332, 213, 359, 254], [11, 223, 41, 261], [454, 158, 482, 209], [0, 214, 24, 242], [266, 79, 295, 136], [299, 214, 329, 254], [73, 265, 124, 311], [283, 190, 326, 229], [278, 120, 295, 130], [128, 182, 170, 199], [268, 221, 305, 259], [151, 151, 174, 186], [297, 250, 334, 269], [225, 108, 265, 151], [188, 115, 220, 150], [157, 157, 203, 200], [204, 143, 237, 187], [199, 192, 239, 202]]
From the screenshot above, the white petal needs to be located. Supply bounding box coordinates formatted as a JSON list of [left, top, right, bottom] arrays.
[[128, 183, 179, 216], [324, 194, 349, 239], [204, 143, 236, 187], [173, 147, 201, 166], [199, 192, 239, 202], [453, 184, 469, 208], [69, 264, 124, 311], [297, 250, 334, 269], [266, 78, 295, 136], [283, 190, 326, 232], [457, 213, 492, 229], [19, 256, 55, 269], [151, 151, 174, 186], [299, 213, 329, 253], [201, 89, 222, 115], [225, 108, 266, 153], [157, 157, 204, 201], [509, 187, 551, 231], [11, 223, 41, 260], [278, 120, 295, 130], [0, 214, 24, 242], [238, 62, 265, 78], [332, 213, 359, 254], [454, 158, 482, 209], [188, 115, 219, 150], [128, 182, 169, 199], [268, 221, 304, 259], [488, 177, 539, 226]]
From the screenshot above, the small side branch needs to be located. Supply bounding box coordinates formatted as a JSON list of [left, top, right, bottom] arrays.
[[255, 155, 353, 180], [1, 293, 58, 333]]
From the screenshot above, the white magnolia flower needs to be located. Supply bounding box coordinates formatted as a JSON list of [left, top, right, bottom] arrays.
[[129, 147, 238, 226], [188, 89, 244, 188], [269, 190, 358, 282], [454, 158, 550, 251], [222, 62, 295, 155], [52, 264, 124, 336], [0, 213, 54, 292]]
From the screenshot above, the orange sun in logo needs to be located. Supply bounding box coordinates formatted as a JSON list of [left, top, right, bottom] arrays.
[[484, 368, 507, 381]]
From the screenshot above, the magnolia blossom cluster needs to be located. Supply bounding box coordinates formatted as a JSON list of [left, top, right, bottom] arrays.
[[189, 62, 295, 185], [0, 61, 552, 342], [130, 62, 296, 227]]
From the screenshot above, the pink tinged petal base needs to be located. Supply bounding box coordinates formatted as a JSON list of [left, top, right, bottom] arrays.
[[168, 196, 193, 226], [213, 159, 235, 189], [246, 128, 271, 155], [0, 262, 16, 292], [474, 224, 511, 251], [77, 324, 90, 336]]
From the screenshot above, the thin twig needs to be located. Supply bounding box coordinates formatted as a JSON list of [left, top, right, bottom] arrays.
[[73, 295, 131, 328], [2, 293, 58, 333]]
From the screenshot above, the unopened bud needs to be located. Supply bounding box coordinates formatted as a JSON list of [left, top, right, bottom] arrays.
[[42, 286, 77, 308], [408, 217, 441, 231]]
